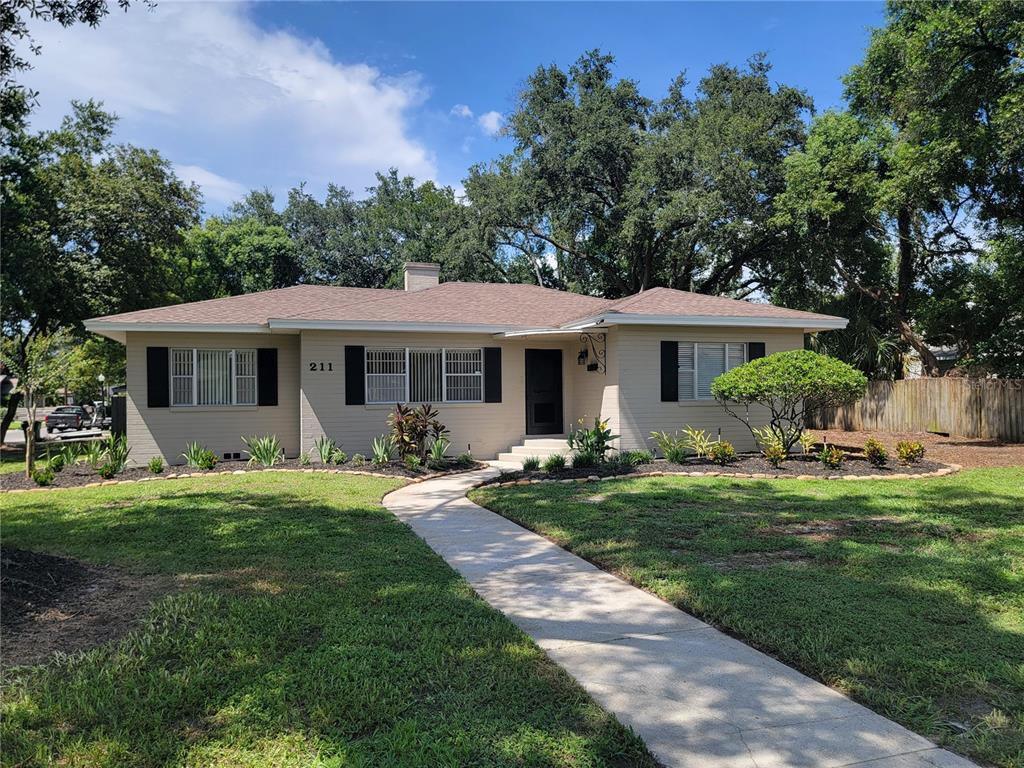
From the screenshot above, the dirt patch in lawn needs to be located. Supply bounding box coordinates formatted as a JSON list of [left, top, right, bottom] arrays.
[[704, 549, 814, 571], [1, 547, 173, 667], [809, 429, 1023, 469]]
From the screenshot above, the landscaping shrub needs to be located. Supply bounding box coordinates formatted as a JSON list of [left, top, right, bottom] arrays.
[[619, 449, 653, 466], [711, 350, 867, 454], [817, 445, 845, 469], [798, 431, 818, 455], [102, 435, 131, 474], [147, 456, 164, 474], [568, 417, 619, 460], [681, 425, 713, 458], [96, 462, 116, 479], [299, 451, 311, 466], [762, 443, 786, 468], [521, 456, 541, 471], [56, 443, 81, 467], [389, 403, 449, 461], [330, 448, 348, 465], [404, 454, 422, 471], [707, 440, 737, 465], [542, 454, 567, 471], [351, 453, 366, 466], [752, 424, 786, 453], [863, 438, 889, 467], [47, 452, 65, 473], [457, 451, 473, 465], [571, 450, 600, 469], [242, 434, 283, 467], [182, 442, 218, 470], [896, 440, 926, 464], [650, 430, 684, 461], [428, 437, 450, 468], [31, 466, 54, 486], [82, 440, 105, 468], [371, 435, 395, 466], [313, 435, 337, 464]]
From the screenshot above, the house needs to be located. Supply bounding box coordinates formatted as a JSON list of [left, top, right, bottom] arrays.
[[84, 263, 847, 464]]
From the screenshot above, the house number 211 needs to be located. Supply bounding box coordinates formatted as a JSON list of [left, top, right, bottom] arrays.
[[309, 362, 334, 372]]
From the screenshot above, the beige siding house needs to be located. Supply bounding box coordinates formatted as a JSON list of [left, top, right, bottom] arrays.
[[86, 263, 845, 465]]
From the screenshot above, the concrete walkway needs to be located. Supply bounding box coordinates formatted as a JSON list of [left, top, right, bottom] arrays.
[[383, 468, 977, 768]]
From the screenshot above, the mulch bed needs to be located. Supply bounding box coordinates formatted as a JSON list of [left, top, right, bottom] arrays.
[[1, 547, 173, 667], [0, 456, 484, 492], [482, 454, 948, 485]]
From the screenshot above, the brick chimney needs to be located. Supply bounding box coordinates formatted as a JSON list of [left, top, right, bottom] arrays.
[[403, 262, 440, 291]]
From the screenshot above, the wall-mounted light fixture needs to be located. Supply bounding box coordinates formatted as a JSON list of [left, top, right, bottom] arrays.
[[578, 332, 607, 374]]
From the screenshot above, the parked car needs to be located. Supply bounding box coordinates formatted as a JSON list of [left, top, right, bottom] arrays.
[[44, 406, 90, 433]]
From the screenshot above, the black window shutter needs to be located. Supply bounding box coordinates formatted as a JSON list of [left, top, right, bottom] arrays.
[[146, 347, 169, 408], [660, 341, 678, 402], [257, 348, 278, 406], [345, 345, 365, 405], [747, 342, 766, 361], [484, 347, 502, 403]]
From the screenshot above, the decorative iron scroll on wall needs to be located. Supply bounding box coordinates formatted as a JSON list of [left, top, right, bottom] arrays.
[[576, 332, 607, 374]]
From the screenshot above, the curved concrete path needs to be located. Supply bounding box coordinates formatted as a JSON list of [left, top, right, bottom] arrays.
[[384, 468, 977, 768]]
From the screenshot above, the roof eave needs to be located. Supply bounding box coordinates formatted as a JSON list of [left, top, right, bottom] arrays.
[[560, 313, 849, 332], [84, 320, 274, 337], [267, 318, 526, 334]]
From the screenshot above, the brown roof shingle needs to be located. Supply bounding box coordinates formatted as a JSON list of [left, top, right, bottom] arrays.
[[87, 281, 844, 330]]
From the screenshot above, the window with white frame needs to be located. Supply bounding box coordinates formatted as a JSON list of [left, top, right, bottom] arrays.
[[444, 348, 483, 402], [678, 342, 746, 400], [170, 348, 257, 406], [365, 347, 483, 404]]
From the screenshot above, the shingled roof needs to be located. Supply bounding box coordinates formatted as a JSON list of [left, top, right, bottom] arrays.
[[86, 281, 846, 334]]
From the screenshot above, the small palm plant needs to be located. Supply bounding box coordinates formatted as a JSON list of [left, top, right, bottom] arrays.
[[242, 434, 283, 467], [313, 435, 337, 464], [371, 434, 395, 466]]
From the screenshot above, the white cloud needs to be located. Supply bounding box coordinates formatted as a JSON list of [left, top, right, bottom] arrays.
[[175, 164, 247, 207], [21, 3, 436, 209], [478, 110, 504, 136], [450, 103, 474, 119]]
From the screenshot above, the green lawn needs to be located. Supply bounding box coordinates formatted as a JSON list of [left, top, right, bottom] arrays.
[[2, 474, 655, 768], [472, 468, 1024, 768]]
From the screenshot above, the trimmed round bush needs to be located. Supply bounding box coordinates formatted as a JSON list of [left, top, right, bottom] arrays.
[[711, 350, 867, 454]]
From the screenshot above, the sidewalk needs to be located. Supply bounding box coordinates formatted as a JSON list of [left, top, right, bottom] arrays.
[[383, 468, 977, 768]]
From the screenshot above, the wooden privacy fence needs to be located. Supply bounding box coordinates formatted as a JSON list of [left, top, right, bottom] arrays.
[[807, 378, 1024, 442]]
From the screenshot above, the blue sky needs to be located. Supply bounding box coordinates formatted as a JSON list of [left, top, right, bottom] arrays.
[[24, 1, 884, 215]]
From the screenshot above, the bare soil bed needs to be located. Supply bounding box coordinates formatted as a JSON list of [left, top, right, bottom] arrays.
[[1, 547, 173, 667], [0, 455, 483, 491], [484, 454, 947, 485], [810, 429, 1024, 469]]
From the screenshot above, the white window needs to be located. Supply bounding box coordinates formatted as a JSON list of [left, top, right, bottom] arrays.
[[234, 349, 257, 405], [170, 348, 257, 406], [444, 348, 483, 402], [366, 348, 407, 404], [171, 349, 194, 406], [409, 348, 443, 402], [365, 347, 484, 404], [678, 342, 747, 400]]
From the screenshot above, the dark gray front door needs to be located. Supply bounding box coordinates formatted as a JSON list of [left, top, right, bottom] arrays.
[[525, 349, 563, 435]]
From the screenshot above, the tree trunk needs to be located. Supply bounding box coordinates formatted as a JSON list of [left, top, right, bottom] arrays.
[[24, 395, 36, 478], [0, 391, 22, 444]]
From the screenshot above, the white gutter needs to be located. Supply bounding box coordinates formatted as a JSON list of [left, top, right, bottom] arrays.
[[559, 313, 848, 332], [499, 323, 601, 338]]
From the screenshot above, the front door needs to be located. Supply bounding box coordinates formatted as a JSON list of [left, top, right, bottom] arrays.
[[525, 349, 563, 435]]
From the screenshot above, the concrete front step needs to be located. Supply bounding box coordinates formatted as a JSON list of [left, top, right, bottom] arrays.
[[497, 437, 572, 465]]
